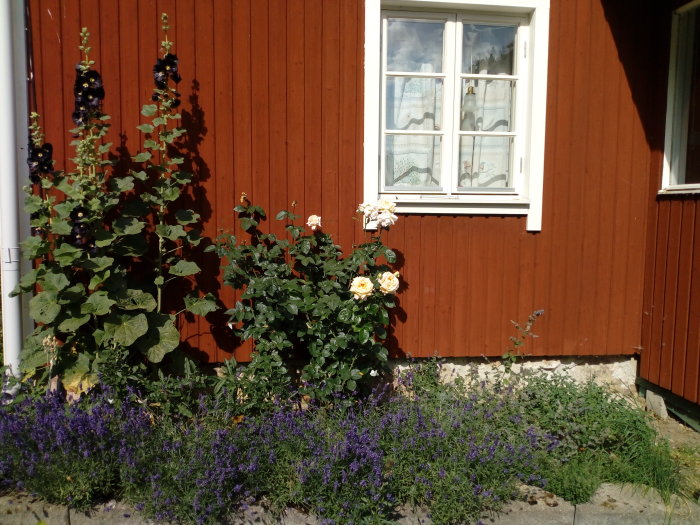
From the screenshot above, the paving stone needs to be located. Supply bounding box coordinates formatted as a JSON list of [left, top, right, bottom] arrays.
[[226, 505, 320, 524], [482, 486, 575, 525], [574, 483, 700, 525], [69, 500, 154, 525], [0, 492, 69, 525]]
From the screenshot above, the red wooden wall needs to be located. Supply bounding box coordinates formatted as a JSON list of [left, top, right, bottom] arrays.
[[641, 196, 700, 405], [26, 0, 669, 364]]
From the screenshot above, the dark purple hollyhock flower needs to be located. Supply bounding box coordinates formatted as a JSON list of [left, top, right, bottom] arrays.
[[72, 67, 105, 125], [73, 69, 103, 96], [153, 53, 181, 89], [69, 206, 89, 224], [27, 142, 53, 181]]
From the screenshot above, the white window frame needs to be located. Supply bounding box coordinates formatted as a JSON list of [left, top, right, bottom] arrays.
[[661, 0, 700, 194], [364, 0, 550, 231]]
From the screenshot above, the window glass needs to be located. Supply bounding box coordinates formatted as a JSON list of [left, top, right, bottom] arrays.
[[458, 136, 511, 189], [462, 24, 516, 75], [385, 135, 442, 189], [685, 9, 700, 184], [386, 77, 444, 131], [387, 20, 445, 73], [460, 79, 513, 132]]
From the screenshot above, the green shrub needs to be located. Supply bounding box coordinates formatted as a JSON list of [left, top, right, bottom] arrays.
[[209, 199, 401, 403]]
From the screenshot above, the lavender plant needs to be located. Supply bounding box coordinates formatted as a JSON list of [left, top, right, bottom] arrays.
[[0, 360, 681, 524], [0, 389, 152, 510]]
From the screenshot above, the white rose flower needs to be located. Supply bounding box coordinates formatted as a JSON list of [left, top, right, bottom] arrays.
[[306, 215, 322, 231], [378, 271, 400, 294], [376, 210, 398, 228], [349, 276, 374, 300], [357, 202, 379, 220]]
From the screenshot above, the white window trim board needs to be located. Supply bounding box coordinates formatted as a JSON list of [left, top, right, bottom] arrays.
[[363, 0, 550, 232]]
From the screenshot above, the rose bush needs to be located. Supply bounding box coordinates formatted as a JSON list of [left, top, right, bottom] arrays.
[[209, 198, 401, 401]]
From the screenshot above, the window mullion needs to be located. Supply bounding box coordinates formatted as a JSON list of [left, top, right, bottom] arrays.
[[443, 15, 459, 196]]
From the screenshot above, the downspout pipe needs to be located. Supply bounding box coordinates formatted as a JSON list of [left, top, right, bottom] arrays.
[[1, 0, 29, 387]]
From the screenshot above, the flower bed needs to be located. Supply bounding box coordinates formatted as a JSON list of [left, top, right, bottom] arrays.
[[0, 361, 679, 525]]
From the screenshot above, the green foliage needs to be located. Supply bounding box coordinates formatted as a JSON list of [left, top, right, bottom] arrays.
[[517, 373, 680, 503], [209, 200, 400, 402], [14, 19, 215, 398]]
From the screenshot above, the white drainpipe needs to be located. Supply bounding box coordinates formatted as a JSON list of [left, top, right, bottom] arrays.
[[1, 0, 30, 385]]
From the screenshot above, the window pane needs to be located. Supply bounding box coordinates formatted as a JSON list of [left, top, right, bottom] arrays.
[[387, 19, 444, 73], [685, 9, 700, 184], [460, 79, 513, 132], [386, 77, 443, 130], [385, 134, 442, 188], [462, 24, 516, 75], [458, 136, 512, 188]]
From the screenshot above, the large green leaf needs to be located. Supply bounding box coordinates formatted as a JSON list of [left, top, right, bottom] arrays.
[[24, 194, 44, 214], [53, 244, 83, 265], [137, 313, 180, 363], [88, 270, 111, 290], [169, 259, 201, 277], [94, 229, 117, 247], [80, 256, 115, 272], [141, 104, 158, 117], [29, 291, 61, 323], [81, 291, 116, 316], [115, 289, 157, 312], [113, 217, 146, 236], [21, 235, 50, 258], [104, 312, 149, 347], [114, 234, 148, 256], [156, 224, 186, 241], [42, 271, 70, 292], [20, 345, 50, 373], [184, 293, 218, 316], [58, 313, 91, 332], [110, 176, 134, 193], [50, 220, 73, 236], [13, 268, 41, 294], [175, 209, 200, 225], [132, 151, 152, 163]]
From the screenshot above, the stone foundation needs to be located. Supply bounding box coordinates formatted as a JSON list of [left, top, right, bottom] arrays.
[[390, 355, 639, 396]]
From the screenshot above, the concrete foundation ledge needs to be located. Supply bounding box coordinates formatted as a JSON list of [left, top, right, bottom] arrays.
[[4, 482, 698, 524]]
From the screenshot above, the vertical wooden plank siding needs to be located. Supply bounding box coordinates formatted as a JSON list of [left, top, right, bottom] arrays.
[[26, 1, 670, 366], [637, 0, 700, 406], [642, 197, 700, 405]]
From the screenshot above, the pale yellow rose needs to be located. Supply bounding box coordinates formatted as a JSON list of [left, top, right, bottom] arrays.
[[377, 198, 397, 214], [350, 276, 374, 300], [306, 215, 322, 230], [378, 271, 400, 294]]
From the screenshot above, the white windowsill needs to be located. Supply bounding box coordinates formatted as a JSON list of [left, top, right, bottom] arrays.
[[658, 184, 700, 195]]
